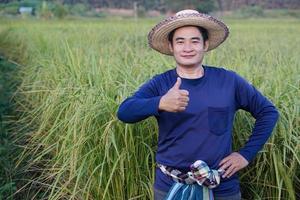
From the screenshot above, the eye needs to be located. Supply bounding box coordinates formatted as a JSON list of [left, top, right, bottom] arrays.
[[176, 40, 184, 44], [192, 40, 200, 44]]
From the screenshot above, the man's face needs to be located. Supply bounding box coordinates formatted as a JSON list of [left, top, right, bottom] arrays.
[[169, 26, 209, 68]]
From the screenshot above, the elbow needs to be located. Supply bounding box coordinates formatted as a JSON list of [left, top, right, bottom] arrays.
[[268, 105, 280, 123], [116, 108, 124, 122], [255, 104, 280, 125], [117, 107, 128, 123], [266, 105, 280, 125], [117, 106, 136, 124]]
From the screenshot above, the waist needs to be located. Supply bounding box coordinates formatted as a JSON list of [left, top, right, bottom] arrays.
[[154, 167, 240, 196], [157, 160, 223, 188]]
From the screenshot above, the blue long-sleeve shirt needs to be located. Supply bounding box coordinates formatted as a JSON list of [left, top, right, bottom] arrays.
[[117, 65, 279, 197]]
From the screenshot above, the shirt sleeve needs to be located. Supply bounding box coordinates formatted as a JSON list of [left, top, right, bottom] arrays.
[[234, 72, 279, 162], [117, 75, 162, 123]]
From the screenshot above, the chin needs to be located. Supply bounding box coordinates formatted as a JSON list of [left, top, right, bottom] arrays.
[[179, 61, 199, 67]]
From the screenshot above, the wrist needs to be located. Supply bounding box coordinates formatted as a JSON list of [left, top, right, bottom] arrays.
[[158, 95, 166, 111]]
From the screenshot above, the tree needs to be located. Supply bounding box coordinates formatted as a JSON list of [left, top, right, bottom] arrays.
[[164, 0, 216, 13], [53, 2, 68, 19]]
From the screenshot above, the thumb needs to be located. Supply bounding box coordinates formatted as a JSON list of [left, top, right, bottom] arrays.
[[172, 77, 181, 90]]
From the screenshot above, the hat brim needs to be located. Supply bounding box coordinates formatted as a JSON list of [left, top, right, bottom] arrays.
[[148, 13, 229, 55]]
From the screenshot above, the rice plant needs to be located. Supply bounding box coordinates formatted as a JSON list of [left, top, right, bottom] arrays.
[[0, 18, 299, 199]]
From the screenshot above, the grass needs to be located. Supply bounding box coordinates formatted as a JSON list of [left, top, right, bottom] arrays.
[[0, 18, 299, 199], [0, 56, 19, 200]]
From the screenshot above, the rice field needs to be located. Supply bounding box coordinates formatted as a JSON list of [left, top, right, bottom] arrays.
[[0, 17, 299, 200]]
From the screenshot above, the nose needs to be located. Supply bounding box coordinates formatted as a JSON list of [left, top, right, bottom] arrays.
[[183, 42, 193, 52]]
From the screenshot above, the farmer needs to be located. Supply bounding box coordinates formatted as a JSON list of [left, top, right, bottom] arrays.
[[117, 9, 279, 200]]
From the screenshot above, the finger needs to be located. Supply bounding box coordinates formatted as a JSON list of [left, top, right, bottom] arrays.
[[219, 160, 232, 171], [179, 96, 189, 102], [223, 168, 232, 178], [226, 166, 238, 178], [172, 77, 181, 90], [222, 164, 236, 178], [219, 156, 232, 166], [177, 106, 186, 112], [179, 89, 189, 96], [178, 102, 188, 107]]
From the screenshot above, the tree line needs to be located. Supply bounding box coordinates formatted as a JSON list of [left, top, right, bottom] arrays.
[[0, 0, 300, 12]]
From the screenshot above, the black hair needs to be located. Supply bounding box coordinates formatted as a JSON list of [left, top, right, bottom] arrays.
[[168, 26, 208, 45]]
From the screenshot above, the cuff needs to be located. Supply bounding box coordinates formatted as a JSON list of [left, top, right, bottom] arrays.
[[151, 96, 163, 116], [238, 149, 254, 163]]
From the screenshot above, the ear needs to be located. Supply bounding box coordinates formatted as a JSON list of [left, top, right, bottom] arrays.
[[168, 42, 174, 53], [203, 40, 209, 52]]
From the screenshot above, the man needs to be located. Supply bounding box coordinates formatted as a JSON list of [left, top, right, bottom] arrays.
[[117, 10, 279, 200]]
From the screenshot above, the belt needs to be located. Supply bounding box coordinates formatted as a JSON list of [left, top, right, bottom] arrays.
[[157, 160, 224, 199], [157, 160, 224, 189]]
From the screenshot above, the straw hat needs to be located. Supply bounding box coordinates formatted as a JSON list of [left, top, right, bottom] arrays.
[[148, 9, 229, 55]]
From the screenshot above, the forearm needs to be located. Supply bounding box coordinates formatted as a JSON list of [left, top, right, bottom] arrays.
[[238, 105, 280, 162], [117, 96, 162, 123]]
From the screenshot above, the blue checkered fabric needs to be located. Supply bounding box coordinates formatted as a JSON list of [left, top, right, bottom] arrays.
[[157, 160, 224, 200]]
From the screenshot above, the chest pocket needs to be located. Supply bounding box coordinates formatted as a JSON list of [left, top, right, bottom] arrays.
[[208, 106, 230, 136]]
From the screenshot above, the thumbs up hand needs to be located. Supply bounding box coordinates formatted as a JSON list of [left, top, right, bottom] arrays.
[[159, 77, 190, 112]]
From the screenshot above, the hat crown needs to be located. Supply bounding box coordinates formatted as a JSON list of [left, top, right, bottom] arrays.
[[175, 9, 199, 16]]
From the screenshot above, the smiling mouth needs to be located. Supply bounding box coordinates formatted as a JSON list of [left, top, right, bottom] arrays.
[[182, 55, 195, 58]]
